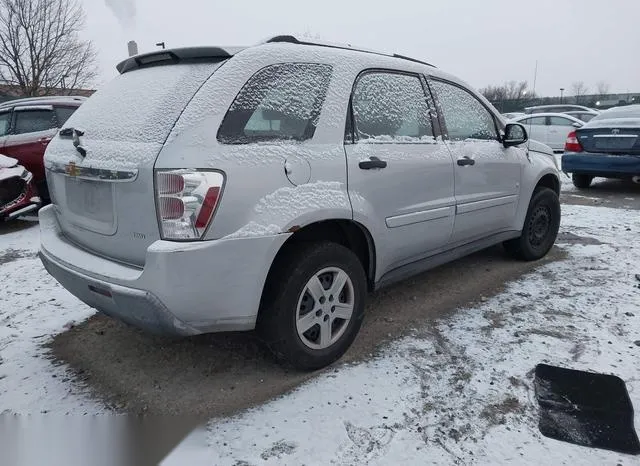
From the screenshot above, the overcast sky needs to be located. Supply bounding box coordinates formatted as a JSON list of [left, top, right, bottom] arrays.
[[82, 0, 639, 97]]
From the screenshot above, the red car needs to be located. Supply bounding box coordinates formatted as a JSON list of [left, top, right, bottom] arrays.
[[0, 154, 40, 220], [0, 96, 86, 200]]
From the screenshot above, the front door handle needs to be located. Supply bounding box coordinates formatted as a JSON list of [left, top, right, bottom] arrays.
[[359, 156, 387, 170], [457, 157, 475, 166]]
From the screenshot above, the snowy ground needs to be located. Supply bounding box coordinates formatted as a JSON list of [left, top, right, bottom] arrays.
[[0, 221, 103, 415], [164, 204, 640, 465], [1, 203, 640, 464]]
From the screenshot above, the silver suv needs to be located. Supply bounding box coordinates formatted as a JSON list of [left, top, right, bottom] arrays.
[[39, 36, 561, 370]]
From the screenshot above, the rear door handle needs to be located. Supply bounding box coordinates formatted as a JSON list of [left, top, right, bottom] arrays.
[[457, 157, 475, 166], [359, 156, 387, 170]]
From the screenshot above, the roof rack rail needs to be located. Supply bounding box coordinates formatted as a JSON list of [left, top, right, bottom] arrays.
[[264, 35, 436, 68], [0, 95, 88, 108]]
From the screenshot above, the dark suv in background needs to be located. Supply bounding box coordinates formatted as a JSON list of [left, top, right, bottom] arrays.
[[0, 96, 86, 199]]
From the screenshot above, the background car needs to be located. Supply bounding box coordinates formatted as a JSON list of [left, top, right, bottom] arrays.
[[0, 96, 86, 200], [524, 104, 597, 114], [562, 104, 640, 188], [0, 154, 40, 220], [502, 112, 525, 120], [511, 112, 584, 152], [563, 109, 599, 122]]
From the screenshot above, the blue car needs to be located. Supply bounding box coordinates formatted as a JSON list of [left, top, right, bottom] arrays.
[[562, 104, 640, 188]]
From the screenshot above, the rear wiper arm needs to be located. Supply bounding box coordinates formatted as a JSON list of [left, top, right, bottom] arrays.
[[59, 127, 85, 138]]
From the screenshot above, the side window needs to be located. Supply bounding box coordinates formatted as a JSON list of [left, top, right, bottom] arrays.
[[55, 107, 77, 126], [0, 111, 11, 137], [430, 80, 498, 141], [13, 110, 56, 135], [218, 63, 332, 144], [522, 117, 546, 126], [351, 72, 433, 142], [581, 114, 595, 122], [549, 116, 574, 126]]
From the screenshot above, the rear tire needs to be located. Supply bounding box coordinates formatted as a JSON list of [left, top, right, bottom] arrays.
[[572, 173, 593, 189], [504, 187, 560, 261], [257, 241, 367, 371]]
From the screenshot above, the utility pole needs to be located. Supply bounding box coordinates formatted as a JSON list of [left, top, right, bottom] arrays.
[[560, 88, 565, 104]]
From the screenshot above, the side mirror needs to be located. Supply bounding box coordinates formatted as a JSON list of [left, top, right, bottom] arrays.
[[572, 122, 582, 128], [503, 123, 528, 148]]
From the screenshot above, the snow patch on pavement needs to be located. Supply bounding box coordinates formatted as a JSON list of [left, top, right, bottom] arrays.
[[0, 223, 103, 414], [164, 204, 640, 465], [1, 204, 639, 464]]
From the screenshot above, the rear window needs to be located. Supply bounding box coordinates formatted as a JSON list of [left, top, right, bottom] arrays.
[[62, 62, 224, 143], [592, 106, 640, 122], [217, 63, 332, 144]]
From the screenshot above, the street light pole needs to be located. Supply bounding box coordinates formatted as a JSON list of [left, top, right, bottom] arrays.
[[61, 74, 69, 95], [560, 88, 565, 104]]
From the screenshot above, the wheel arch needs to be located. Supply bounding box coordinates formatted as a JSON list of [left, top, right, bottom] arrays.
[[259, 219, 376, 310], [534, 172, 560, 195]]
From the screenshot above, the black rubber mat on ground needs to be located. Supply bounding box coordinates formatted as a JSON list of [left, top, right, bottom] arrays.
[[534, 363, 640, 454]]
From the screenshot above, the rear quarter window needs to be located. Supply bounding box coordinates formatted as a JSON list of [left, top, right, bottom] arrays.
[[55, 106, 78, 126], [217, 63, 332, 144]]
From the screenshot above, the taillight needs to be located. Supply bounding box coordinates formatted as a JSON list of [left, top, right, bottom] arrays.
[[155, 170, 224, 240], [564, 131, 583, 153]]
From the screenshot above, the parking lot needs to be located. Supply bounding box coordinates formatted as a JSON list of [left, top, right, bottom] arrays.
[[1, 175, 639, 464]]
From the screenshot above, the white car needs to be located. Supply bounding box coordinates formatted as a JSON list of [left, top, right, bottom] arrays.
[[38, 36, 561, 370], [563, 110, 599, 122], [501, 112, 525, 120], [511, 113, 584, 152]]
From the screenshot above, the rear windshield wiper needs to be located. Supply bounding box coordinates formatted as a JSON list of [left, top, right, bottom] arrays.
[[59, 127, 85, 138]]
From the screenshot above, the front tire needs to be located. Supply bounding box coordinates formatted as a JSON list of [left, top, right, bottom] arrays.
[[504, 187, 560, 261], [572, 173, 593, 189], [258, 241, 367, 371]]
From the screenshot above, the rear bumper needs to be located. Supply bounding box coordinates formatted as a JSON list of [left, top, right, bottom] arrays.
[[562, 152, 640, 177], [38, 205, 289, 336]]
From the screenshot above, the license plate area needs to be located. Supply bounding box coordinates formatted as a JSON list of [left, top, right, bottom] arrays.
[[593, 136, 637, 151], [64, 177, 116, 234]]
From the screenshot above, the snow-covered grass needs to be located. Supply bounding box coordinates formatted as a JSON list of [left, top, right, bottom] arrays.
[[1, 204, 639, 464]]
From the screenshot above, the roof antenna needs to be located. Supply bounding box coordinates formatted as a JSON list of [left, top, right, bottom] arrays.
[[525, 60, 538, 162]]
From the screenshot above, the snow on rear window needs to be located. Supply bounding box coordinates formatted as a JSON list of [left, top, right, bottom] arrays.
[[63, 62, 223, 143], [217, 63, 332, 144]]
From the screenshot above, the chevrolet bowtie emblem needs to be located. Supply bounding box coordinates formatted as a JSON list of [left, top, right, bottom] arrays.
[[65, 162, 80, 177]]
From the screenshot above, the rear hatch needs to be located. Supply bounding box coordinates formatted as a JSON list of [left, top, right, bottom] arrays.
[[44, 58, 226, 266], [577, 119, 640, 155]]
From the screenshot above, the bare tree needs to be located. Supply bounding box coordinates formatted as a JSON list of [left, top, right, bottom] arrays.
[[480, 81, 534, 102], [571, 81, 589, 98], [0, 0, 98, 96], [596, 80, 611, 97]]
